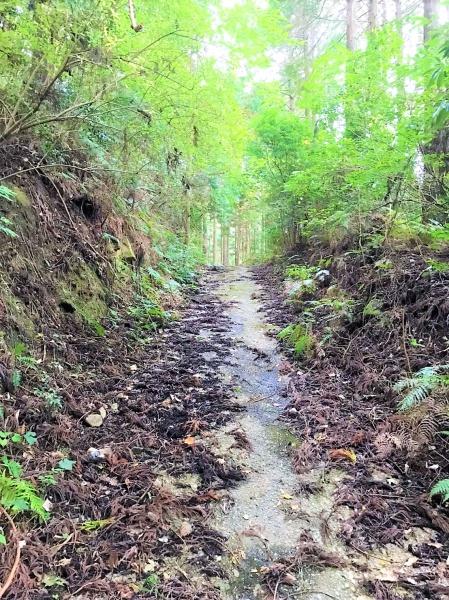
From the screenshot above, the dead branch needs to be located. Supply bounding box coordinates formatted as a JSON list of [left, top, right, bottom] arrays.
[[128, 0, 143, 32], [0, 507, 21, 599]]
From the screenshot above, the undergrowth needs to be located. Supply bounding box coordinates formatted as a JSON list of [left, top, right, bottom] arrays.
[[394, 364, 449, 411], [278, 323, 315, 357]]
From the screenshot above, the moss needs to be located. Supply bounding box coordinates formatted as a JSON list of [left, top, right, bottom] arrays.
[[1, 280, 36, 342], [57, 263, 108, 336], [115, 238, 136, 263], [10, 186, 31, 208]]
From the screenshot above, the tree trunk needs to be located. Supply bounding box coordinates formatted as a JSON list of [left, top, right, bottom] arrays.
[[346, 0, 355, 50], [202, 214, 208, 260], [421, 0, 447, 221], [394, 0, 402, 20], [212, 217, 217, 264], [235, 223, 240, 266], [424, 0, 439, 43], [368, 0, 378, 31], [184, 197, 190, 244], [223, 226, 229, 267]]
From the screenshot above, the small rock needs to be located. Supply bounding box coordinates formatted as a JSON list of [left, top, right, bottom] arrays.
[[143, 560, 157, 573], [190, 373, 203, 387], [282, 573, 297, 585], [85, 413, 104, 427], [288, 407, 298, 416], [179, 521, 193, 537], [86, 447, 111, 462], [43, 499, 53, 512], [99, 406, 107, 419], [87, 447, 104, 461]]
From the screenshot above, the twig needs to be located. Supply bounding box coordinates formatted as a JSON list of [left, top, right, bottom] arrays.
[[401, 309, 412, 374], [0, 507, 21, 599], [128, 0, 143, 31]]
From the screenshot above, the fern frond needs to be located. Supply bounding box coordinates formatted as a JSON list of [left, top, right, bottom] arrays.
[[398, 381, 435, 411], [395, 365, 449, 411], [430, 478, 449, 503], [0, 472, 48, 520]]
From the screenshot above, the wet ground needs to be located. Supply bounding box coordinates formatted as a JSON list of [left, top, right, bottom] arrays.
[[202, 268, 371, 600]]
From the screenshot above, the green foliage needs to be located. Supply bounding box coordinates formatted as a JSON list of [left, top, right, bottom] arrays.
[[305, 294, 355, 323], [38, 457, 76, 488], [41, 574, 66, 588], [285, 265, 317, 281], [0, 467, 47, 520], [80, 517, 114, 532], [34, 387, 63, 410], [362, 299, 382, 318], [430, 479, 449, 503], [128, 298, 172, 331], [11, 369, 21, 389], [141, 574, 160, 594], [394, 365, 449, 411], [278, 323, 314, 358], [57, 458, 75, 472], [426, 259, 449, 273], [0, 216, 17, 238], [0, 430, 37, 448], [374, 258, 393, 270], [0, 186, 16, 202]]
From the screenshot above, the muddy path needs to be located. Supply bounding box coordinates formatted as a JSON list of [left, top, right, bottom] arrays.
[[204, 268, 370, 600], [5, 264, 442, 599]]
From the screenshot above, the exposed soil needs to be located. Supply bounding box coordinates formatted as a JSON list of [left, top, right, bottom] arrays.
[[0, 272, 242, 599], [2, 232, 449, 599]]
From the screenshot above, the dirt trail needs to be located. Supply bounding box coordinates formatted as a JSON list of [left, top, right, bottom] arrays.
[[203, 268, 370, 600]]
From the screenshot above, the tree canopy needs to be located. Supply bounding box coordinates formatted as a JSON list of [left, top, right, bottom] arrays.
[[1, 0, 449, 261]]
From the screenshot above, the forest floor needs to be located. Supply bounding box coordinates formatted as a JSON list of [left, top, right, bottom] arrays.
[[2, 264, 449, 599]]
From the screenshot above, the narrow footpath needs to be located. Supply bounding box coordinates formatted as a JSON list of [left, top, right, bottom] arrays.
[[205, 268, 369, 600]]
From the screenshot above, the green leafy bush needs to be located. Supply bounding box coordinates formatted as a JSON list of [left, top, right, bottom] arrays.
[[285, 264, 317, 281]]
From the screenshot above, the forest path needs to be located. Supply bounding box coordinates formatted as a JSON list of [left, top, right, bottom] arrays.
[[204, 268, 369, 600]]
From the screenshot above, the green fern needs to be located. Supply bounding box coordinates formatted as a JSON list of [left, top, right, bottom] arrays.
[[0, 216, 17, 238], [0, 469, 48, 520], [394, 364, 449, 411], [0, 186, 16, 202], [278, 323, 314, 357], [430, 479, 449, 503]]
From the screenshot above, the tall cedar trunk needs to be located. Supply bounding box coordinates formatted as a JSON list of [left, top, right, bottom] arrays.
[[380, 0, 387, 26], [345, 0, 357, 137], [395, 0, 402, 20], [422, 0, 448, 220], [235, 223, 240, 266], [424, 0, 439, 43], [202, 215, 208, 259], [224, 227, 229, 267], [184, 197, 190, 244], [212, 217, 217, 264], [346, 0, 355, 50], [368, 0, 378, 30]]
